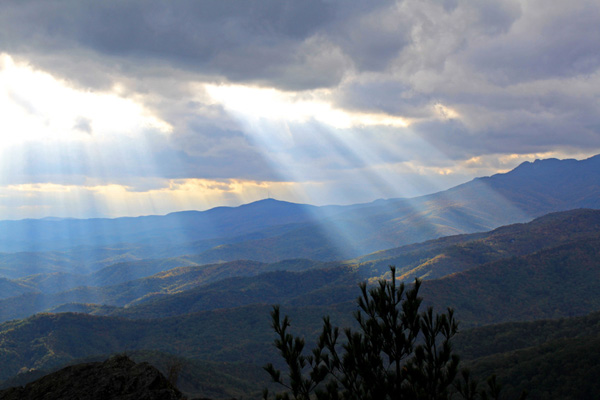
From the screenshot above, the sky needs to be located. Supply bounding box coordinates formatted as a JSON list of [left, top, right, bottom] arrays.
[[0, 0, 599, 219]]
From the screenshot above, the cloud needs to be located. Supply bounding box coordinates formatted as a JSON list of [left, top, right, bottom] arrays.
[[465, 0, 600, 84], [0, 0, 345, 90], [73, 117, 93, 134], [0, 0, 599, 218], [0, 178, 322, 219]]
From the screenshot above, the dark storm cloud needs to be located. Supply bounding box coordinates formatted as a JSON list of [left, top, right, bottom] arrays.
[[162, 125, 279, 181], [1, 0, 600, 203], [333, 79, 433, 118], [466, 1, 600, 84], [331, 0, 600, 160], [0, 0, 350, 90]]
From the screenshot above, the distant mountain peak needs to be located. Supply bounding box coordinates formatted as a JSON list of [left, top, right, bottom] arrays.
[[241, 198, 298, 206]]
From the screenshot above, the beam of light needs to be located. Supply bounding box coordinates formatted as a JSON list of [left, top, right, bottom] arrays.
[[0, 53, 174, 217], [203, 83, 454, 200], [0, 50, 577, 278], [203, 81, 552, 262], [203, 83, 470, 256], [0, 53, 190, 288], [204, 83, 411, 129]]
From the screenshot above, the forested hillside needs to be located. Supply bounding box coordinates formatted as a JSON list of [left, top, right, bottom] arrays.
[[1, 158, 600, 399]]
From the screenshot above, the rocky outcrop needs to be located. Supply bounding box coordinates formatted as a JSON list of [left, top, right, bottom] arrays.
[[0, 354, 185, 400]]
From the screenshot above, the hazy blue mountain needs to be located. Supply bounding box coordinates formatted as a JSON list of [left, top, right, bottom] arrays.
[[0, 199, 348, 254], [464, 155, 600, 215], [0, 258, 200, 300], [156, 154, 600, 263], [0, 251, 81, 279], [0, 155, 598, 274], [0, 248, 144, 279]]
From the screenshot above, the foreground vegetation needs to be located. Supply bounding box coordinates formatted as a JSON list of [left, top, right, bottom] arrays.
[[264, 267, 525, 400]]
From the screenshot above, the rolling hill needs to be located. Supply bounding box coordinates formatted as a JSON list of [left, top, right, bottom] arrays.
[[3, 208, 600, 323], [0, 259, 332, 322], [420, 236, 600, 326], [352, 208, 600, 281], [1, 155, 600, 397], [3, 208, 600, 379]]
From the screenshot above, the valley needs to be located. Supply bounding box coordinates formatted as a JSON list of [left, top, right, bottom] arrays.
[[1, 156, 600, 399]]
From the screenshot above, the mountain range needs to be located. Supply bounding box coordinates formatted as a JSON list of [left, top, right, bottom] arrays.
[[1, 154, 600, 399], [1, 155, 599, 269]]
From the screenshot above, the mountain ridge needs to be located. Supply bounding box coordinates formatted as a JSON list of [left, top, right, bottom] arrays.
[[0, 154, 598, 263]]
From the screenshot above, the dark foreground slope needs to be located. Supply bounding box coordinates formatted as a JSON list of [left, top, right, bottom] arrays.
[[455, 311, 600, 400], [0, 302, 358, 383], [3, 307, 600, 399], [0, 354, 183, 400], [0, 350, 265, 400]]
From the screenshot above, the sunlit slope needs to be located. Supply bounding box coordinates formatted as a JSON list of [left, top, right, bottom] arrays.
[[6, 218, 600, 324], [352, 208, 600, 281], [4, 208, 600, 322], [95, 234, 600, 324], [420, 236, 600, 326], [2, 241, 600, 388]]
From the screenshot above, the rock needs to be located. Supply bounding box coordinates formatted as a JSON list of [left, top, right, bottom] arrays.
[[0, 354, 185, 400]]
